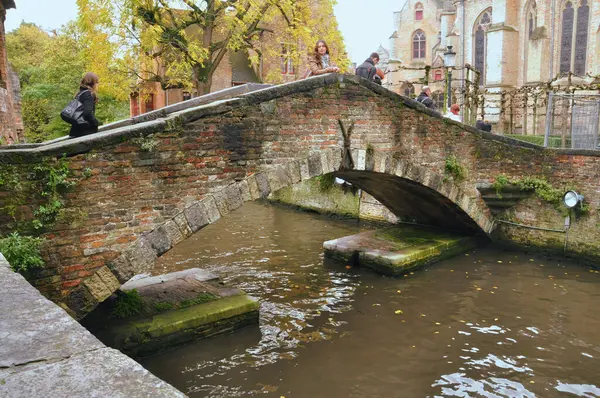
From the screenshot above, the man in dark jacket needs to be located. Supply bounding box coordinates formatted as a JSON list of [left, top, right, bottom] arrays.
[[355, 52, 382, 85], [416, 86, 436, 110]]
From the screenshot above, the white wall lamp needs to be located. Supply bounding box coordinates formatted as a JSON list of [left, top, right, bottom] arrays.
[[563, 191, 584, 209]]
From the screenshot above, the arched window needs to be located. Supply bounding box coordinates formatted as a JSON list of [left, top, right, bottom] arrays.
[[528, 1, 537, 37], [560, 1, 590, 76], [473, 8, 492, 85], [415, 2, 424, 21], [412, 30, 426, 59], [434, 69, 443, 81]]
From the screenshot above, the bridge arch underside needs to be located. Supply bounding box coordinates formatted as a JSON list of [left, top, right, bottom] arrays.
[[333, 170, 486, 235]]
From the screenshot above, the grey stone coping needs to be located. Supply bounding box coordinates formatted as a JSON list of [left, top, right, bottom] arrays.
[[0, 253, 186, 397], [121, 268, 219, 291], [1, 75, 599, 162]]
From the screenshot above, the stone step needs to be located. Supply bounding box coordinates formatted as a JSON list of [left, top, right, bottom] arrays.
[[121, 268, 219, 292]]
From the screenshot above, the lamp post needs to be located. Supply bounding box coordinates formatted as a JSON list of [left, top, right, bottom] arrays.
[[444, 45, 457, 110]]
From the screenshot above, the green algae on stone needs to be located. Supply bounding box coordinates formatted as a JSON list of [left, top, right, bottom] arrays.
[[324, 225, 478, 276]]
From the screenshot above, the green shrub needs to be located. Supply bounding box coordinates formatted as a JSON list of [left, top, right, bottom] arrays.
[[506, 134, 571, 148], [112, 289, 144, 319], [0, 232, 45, 274], [444, 155, 466, 182]]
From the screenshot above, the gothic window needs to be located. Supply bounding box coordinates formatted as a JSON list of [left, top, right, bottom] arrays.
[[415, 2, 423, 21], [474, 8, 492, 85], [560, 1, 590, 76], [574, 0, 589, 75], [528, 1, 537, 38], [434, 69, 443, 81], [412, 30, 426, 59]]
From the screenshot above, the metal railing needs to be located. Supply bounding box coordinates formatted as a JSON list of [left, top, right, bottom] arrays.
[[544, 93, 600, 149]]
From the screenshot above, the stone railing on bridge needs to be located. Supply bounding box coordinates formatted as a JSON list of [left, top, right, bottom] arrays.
[[1, 74, 600, 318]]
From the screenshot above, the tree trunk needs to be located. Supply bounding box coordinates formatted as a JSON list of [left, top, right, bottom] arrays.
[[196, 79, 212, 96]]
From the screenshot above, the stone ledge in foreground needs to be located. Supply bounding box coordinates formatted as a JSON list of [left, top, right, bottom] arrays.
[[0, 254, 185, 398], [323, 226, 478, 276]]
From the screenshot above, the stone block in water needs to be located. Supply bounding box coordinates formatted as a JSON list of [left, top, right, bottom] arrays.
[[90, 268, 259, 357], [323, 226, 478, 276]]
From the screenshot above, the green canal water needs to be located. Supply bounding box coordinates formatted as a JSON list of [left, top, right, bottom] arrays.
[[140, 201, 600, 397]]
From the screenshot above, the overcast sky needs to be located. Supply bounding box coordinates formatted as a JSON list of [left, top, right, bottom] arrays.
[[6, 0, 406, 64]]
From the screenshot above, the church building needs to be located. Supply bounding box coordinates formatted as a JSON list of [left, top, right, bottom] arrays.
[[387, 0, 600, 132]]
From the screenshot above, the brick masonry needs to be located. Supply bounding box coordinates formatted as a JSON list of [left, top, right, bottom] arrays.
[[1, 74, 599, 318]]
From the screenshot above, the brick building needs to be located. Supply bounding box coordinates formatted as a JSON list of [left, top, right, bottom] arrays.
[[387, 0, 600, 129], [0, 0, 23, 144], [131, 0, 344, 116]]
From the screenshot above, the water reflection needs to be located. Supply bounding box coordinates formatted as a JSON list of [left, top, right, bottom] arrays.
[[140, 202, 600, 398]]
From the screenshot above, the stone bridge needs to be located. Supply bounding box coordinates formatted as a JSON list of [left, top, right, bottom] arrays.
[[1, 75, 599, 318]]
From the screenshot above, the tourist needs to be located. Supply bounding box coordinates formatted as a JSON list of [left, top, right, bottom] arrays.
[[307, 40, 340, 76], [445, 104, 461, 122], [416, 86, 437, 111], [476, 119, 492, 132], [68, 72, 100, 138], [355, 52, 384, 85]]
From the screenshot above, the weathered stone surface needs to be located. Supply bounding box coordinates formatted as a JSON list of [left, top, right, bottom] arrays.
[[100, 293, 259, 357], [0, 255, 185, 397], [0, 348, 186, 398], [184, 202, 210, 232], [200, 195, 221, 223], [254, 172, 271, 198], [162, 219, 186, 246], [121, 268, 218, 291], [323, 226, 478, 276], [0, 261, 104, 368], [308, 153, 323, 177], [82, 266, 121, 303], [123, 238, 158, 278], [238, 180, 251, 202], [143, 226, 172, 256], [246, 175, 261, 200]]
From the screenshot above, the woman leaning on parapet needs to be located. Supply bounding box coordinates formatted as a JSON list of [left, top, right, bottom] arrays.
[[306, 40, 340, 77], [69, 72, 101, 138]]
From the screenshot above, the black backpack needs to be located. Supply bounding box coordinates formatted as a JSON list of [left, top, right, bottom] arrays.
[[60, 90, 89, 126]]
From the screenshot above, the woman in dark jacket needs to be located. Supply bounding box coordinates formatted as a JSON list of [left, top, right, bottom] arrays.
[[69, 72, 100, 138]]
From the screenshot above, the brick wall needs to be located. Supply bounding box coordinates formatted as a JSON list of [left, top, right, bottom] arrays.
[[1, 75, 599, 316], [0, 5, 21, 144]]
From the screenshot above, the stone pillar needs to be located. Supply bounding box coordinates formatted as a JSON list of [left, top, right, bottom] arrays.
[[0, 1, 20, 144], [483, 0, 519, 125]]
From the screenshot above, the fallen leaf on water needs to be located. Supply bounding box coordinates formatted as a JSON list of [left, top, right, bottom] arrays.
[[435, 322, 441, 325], [530, 381, 535, 384], [493, 286, 498, 289], [476, 287, 482, 291], [345, 265, 351, 269], [530, 259, 535, 262], [497, 260, 503, 263], [434, 331, 440, 334], [397, 290, 402, 294], [465, 254, 470, 256], [421, 313, 427, 317], [373, 303, 381, 307], [395, 310, 404, 315], [450, 269, 455, 272]]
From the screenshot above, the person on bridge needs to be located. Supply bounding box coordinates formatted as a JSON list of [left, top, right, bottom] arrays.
[[416, 86, 437, 111], [445, 104, 461, 122], [476, 119, 492, 132], [68, 72, 101, 138], [355, 52, 384, 85], [307, 40, 340, 77]]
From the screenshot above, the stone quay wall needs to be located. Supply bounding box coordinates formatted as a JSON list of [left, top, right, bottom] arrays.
[[0, 75, 599, 317], [0, 253, 185, 397]]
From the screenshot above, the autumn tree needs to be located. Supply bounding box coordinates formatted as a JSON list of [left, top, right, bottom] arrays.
[[6, 22, 130, 142], [78, 0, 347, 95]]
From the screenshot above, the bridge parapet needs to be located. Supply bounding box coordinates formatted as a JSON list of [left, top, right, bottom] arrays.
[[1, 74, 600, 317]]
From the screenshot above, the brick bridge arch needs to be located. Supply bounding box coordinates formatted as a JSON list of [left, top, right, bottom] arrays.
[[2, 74, 599, 319], [66, 151, 492, 318]]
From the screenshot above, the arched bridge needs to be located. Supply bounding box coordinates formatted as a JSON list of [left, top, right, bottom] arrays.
[[1, 75, 599, 318]]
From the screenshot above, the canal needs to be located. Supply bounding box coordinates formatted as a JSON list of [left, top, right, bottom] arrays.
[[140, 201, 600, 397]]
